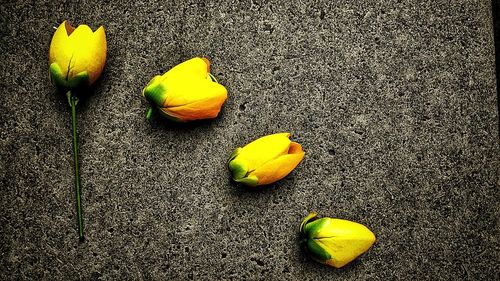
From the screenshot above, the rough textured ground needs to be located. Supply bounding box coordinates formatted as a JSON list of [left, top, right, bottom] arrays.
[[1, 0, 499, 280]]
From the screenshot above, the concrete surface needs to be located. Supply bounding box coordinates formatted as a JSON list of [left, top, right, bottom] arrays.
[[1, 0, 499, 280]]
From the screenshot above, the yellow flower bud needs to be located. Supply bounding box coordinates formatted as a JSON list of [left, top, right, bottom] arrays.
[[228, 133, 304, 186], [49, 20, 107, 90], [300, 212, 376, 268], [142, 57, 228, 122]]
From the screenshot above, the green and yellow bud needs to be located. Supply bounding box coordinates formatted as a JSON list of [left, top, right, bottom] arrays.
[[142, 57, 228, 122], [300, 212, 376, 268], [49, 20, 107, 90], [228, 133, 304, 186]]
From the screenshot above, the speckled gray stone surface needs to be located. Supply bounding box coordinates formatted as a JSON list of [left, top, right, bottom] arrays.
[[1, 0, 499, 280]]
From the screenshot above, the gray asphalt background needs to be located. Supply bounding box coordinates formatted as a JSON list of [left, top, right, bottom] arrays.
[[1, 0, 499, 280]]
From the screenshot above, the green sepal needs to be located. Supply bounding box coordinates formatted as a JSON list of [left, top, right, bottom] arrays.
[[157, 107, 183, 122], [306, 238, 332, 261], [66, 91, 79, 107], [49, 63, 89, 90], [234, 175, 259, 187], [303, 217, 330, 238], [300, 212, 318, 233], [228, 156, 259, 186], [67, 71, 89, 89], [228, 158, 248, 180], [143, 83, 166, 106], [228, 148, 242, 162], [208, 73, 218, 83], [50, 63, 66, 89]]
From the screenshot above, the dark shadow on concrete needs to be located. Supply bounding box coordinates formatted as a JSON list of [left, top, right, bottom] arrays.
[[493, 0, 500, 138]]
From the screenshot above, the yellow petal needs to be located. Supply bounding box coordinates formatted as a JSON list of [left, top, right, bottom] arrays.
[[162, 57, 209, 81], [68, 25, 107, 84], [162, 75, 227, 107], [161, 80, 227, 121], [315, 219, 376, 268], [248, 142, 304, 185], [236, 133, 292, 172], [49, 21, 74, 79], [89, 26, 107, 83], [201, 57, 211, 72]]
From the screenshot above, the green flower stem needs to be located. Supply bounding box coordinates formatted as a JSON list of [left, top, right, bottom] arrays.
[[68, 91, 84, 241]]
